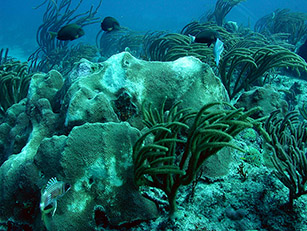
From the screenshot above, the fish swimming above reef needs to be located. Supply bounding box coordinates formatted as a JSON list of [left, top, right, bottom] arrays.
[[189, 29, 224, 66], [213, 38, 224, 66], [189, 29, 220, 47], [101, 16, 120, 32], [49, 23, 85, 41], [40, 177, 71, 216]]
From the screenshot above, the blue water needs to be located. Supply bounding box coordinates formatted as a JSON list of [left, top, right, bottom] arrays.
[[1, 0, 307, 61]]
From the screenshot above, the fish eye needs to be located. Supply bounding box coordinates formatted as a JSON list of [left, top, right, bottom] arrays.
[[65, 183, 71, 191]]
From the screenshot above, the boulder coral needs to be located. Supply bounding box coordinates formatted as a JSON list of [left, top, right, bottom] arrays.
[[34, 122, 158, 230], [0, 52, 228, 230], [63, 52, 228, 129]]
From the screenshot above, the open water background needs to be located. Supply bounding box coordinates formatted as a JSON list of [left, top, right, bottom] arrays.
[[0, 0, 307, 60]]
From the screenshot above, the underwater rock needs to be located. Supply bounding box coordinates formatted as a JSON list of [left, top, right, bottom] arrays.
[[34, 122, 158, 230], [25, 98, 61, 157], [28, 69, 64, 109], [64, 52, 228, 129], [201, 147, 233, 178], [0, 99, 30, 165], [34, 135, 67, 178], [235, 85, 288, 118], [20, 69, 65, 159], [0, 123, 10, 163], [0, 159, 41, 227], [225, 207, 248, 221], [0, 69, 64, 165]]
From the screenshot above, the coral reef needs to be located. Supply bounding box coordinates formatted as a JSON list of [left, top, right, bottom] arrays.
[[206, 0, 246, 26], [133, 100, 264, 216], [298, 38, 307, 62], [62, 52, 228, 130], [235, 85, 288, 118], [96, 28, 145, 59], [254, 9, 307, 45], [0, 48, 9, 65], [147, 33, 214, 64], [264, 110, 307, 207], [0, 53, 229, 230], [1, 1, 307, 227], [28, 0, 102, 73], [0, 60, 32, 116], [219, 45, 307, 100], [34, 122, 158, 230]]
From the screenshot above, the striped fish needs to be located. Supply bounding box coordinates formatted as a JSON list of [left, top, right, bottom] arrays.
[[40, 177, 71, 216]]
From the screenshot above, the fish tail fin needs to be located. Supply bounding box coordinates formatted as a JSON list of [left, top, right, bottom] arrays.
[[188, 34, 195, 44], [114, 24, 121, 30], [213, 38, 224, 66], [48, 31, 57, 40]]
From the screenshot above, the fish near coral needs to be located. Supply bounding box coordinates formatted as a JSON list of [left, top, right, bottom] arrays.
[[40, 177, 71, 216], [101, 16, 120, 32], [189, 29, 219, 47], [213, 37, 224, 66], [189, 29, 224, 65], [49, 23, 85, 41]]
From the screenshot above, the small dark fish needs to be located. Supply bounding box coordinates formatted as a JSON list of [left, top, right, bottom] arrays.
[[190, 29, 220, 47], [101, 16, 120, 32], [49, 23, 85, 41], [189, 29, 224, 65]]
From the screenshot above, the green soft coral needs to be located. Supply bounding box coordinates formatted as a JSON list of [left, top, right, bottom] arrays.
[[0, 61, 32, 115], [133, 100, 264, 216]]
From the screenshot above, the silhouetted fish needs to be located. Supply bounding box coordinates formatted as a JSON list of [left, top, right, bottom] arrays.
[[190, 30, 220, 47], [189, 29, 224, 65], [101, 16, 120, 32], [49, 23, 85, 41]]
